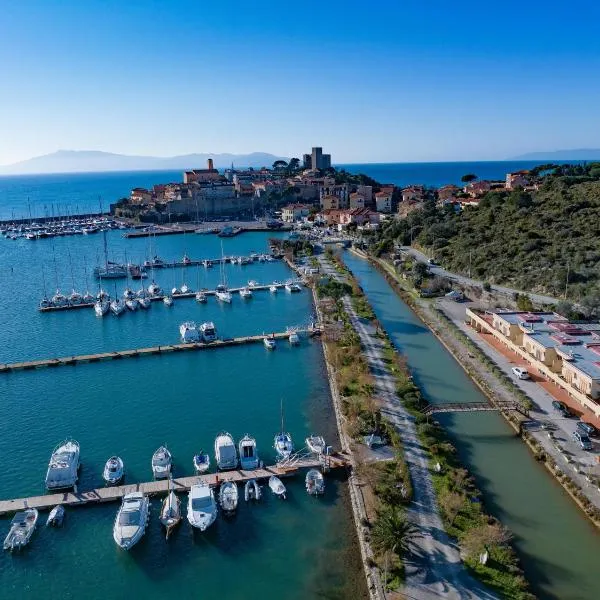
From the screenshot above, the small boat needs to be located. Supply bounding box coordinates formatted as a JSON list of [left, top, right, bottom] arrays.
[[152, 446, 172, 479], [264, 336, 276, 350], [195, 291, 207, 303], [306, 435, 326, 455], [94, 299, 109, 317], [3, 509, 38, 551], [39, 297, 51, 309], [45, 439, 80, 490], [268, 476, 287, 499], [110, 298, 125, 315], [305, 469, 325, 496], [289, 331, 300, 345], [103, 456, 124, 485], [82, 291, 95, 303], [214, 432, 238, 470], [126, 298, 138, 311], [216, 289, 232, 303], [113, 492, 150, 550], [202, 259, 212, 268], [187, 482, 218, 531], [274, 400, 294, 461], [219, 481, 239, 514], [248, 280, 259, 288], [239, 287, 253, 299], [163, 294, 174, 307], [182, 254, 192, 265], [46, 505, 65, 527], [69, 291, 83, 305], [269, 285, 278, 294], [285, 281, 302, 293], [244, 479, 261, 502], [123, 288, 136, 300], [200, 321, 217, 342], [180, 283, 191, 294], [239, 435, 259, 470], [193, 452, 210, 474], [180, 321, 201, 343], [138, 295, 151, 309], [148, 281, 161, 296], [171, 286, 181, 295], [51, 291, 68, 307], [160, 480, 181, 539]]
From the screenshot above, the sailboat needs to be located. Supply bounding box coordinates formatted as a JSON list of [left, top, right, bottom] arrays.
[[274, 399, 294, 461], [94, 229, 127, 279], [39, 264, 51, 309], [94, 274, 110, 317], [195, 266, 207, 302], [159, 478, 181, 539], [110, 283, 126, 315], [67, 248, 83, 305], [215, 241, 232, 303]]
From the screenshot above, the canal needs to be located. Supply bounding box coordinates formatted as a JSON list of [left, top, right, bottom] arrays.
[[344, 251, 600, 600]]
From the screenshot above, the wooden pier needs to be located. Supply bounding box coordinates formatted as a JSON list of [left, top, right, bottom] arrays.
[[124, 224, 290, 238], [0, 327, 321, 374], [0, 456, 348, 516], [38, 280, 302, 312]]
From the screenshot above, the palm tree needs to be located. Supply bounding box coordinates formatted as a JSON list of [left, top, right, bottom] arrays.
[[371, 506, 416, 556]]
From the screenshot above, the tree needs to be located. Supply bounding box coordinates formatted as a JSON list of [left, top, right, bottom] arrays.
[[515, 293, 534, 311], [440, 491, 465, 526], [272, 160, 288, 171], [460, 522, 513, 559], [461, 174, 478, 184], [371, 506, 417, 556], [288, 157, 300, 172]]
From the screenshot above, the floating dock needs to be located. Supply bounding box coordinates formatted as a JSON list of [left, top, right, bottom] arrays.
[[39, 280, 302, 312], [124, 224, 290, 238], [0, 456, 348, 516], [0, 327, 321, 374]]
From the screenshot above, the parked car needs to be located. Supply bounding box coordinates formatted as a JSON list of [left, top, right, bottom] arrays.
[[428, 258, 437, 265], [512, 367, 530, 380], [551, 400, 572, 417], [573, 431, 593, 451], [577, 421, 597, 437]]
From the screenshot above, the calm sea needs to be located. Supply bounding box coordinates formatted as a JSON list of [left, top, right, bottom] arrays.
[[0, 160, 565, 220]]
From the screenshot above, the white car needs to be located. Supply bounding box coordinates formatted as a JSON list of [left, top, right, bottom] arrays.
[[512, 367, 530, 380]]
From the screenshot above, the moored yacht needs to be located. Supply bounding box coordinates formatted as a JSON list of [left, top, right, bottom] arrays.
[[238, 435, 259, 470], [263, 336, 276, 350], [45, 439, 80, 490], [195, 290, 207, 303], [214, 431, 238, 470], [110, 298, 125, 315], [306, 435, 327, 455], [126, 298, 138, 311], [180, 283, 191, 294], [289, 330, 300, 345], [193, 452, 210, 473], [215, 285, 232, 303], [269, 284, 278, 293], [94, 299, 110, 317], [103, 456, 124, 485], [51, 291, 68, 307], [239, 287, 252, 299], [305, 469, 325, 496], [69, 290, 83, 305], [3, 509, 39, 551], [180, 321, 201, 343], [187, 482, 217, 531], [152, 446, 172, 479], [200, 321, 217, 342], [163, 294, 174, 307], [113, 492, 150, 550], [268, 475, 287, 499], [148, 281, 161, 296], [219, 481, 239, 514]]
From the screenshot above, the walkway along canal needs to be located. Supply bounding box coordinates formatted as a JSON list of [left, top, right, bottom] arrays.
[[343, 251, 600, 600]]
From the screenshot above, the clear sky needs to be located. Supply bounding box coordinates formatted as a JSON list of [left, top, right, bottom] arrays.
[[1, 0, 599, 165]]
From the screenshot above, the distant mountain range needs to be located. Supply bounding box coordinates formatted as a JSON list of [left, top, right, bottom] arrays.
[[510, 149, 600, 161], [0, 150, 290, 175]]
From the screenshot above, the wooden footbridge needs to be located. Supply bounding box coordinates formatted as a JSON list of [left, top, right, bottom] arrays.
[[0, 326, 321, 374], [423, 401, 519, 415], [0, 454, 348, 516]]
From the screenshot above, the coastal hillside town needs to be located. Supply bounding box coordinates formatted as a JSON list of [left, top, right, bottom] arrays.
[[112, 146, 534, 228]]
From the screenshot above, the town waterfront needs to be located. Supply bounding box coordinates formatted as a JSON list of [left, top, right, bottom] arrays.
[[344, 251, 600, 600], [0, 231, 366, 600]]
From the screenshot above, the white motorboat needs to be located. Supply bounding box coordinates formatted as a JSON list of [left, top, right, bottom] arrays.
[[94, 299, 109, 317], [239, 287, 253, 299], [248, 280, 259, 288], [238, 435, 259, 470], [3, 509, 39, 551], [285, 281, 302, 293], [269, 284, 278, 293], [137, 291, 151, 309], [103, 456, 124, 485], [305, 469, 325, 496], [268, 476, 287, 499], [160, 480, 181, 539], [195, 291, 207, 303], [289, 331, 300, 345], [264, 336, 276, 350], [163, 294, 174, 307], [152, 446, 172, 479], [148, 281, 161, 296], [110, 298, 125, 315], [97, 289, 110, 302], [187, 482, 218, 531], [216, 289, 232, 303], [306, 435, 327, 455], [69, 291, 83, 305], [180, 283, 191, 294], [200, 321, 217, 342], [46, 505, 65, 527], [123, 288, 136, 300], [182, 254, 192, 265], [214, 431, 238, 470], [82, 291, 95, 303], [219, 481, 239, 514], [244, 479, 261, 502], [113, 492, 150, 550], [52, 291, 68, 307], [45, 439, 80, 490], [171, 286, 181, 295], [193, 452, 210, 473], [39, 297, 51, 309], [180, 321, 201, 343], [126, 298, 138, 311], [274, 432, 293, 460], [202, 259, 212, 268]]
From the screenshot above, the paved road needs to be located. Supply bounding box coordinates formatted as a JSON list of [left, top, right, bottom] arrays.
[[342, 295, 497, 600], [400, 247, 560, 306], [437, 297, 600, 506]]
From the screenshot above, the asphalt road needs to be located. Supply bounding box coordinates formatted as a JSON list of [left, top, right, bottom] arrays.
[[401, 247, 560, 306]]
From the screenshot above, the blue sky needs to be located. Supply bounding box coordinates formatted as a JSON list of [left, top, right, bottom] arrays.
[[1, 0, 599, 164]]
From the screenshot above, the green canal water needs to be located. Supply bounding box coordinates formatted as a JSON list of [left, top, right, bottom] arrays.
[[0, 232, 366, 600], [344, 251, 600, 600]]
